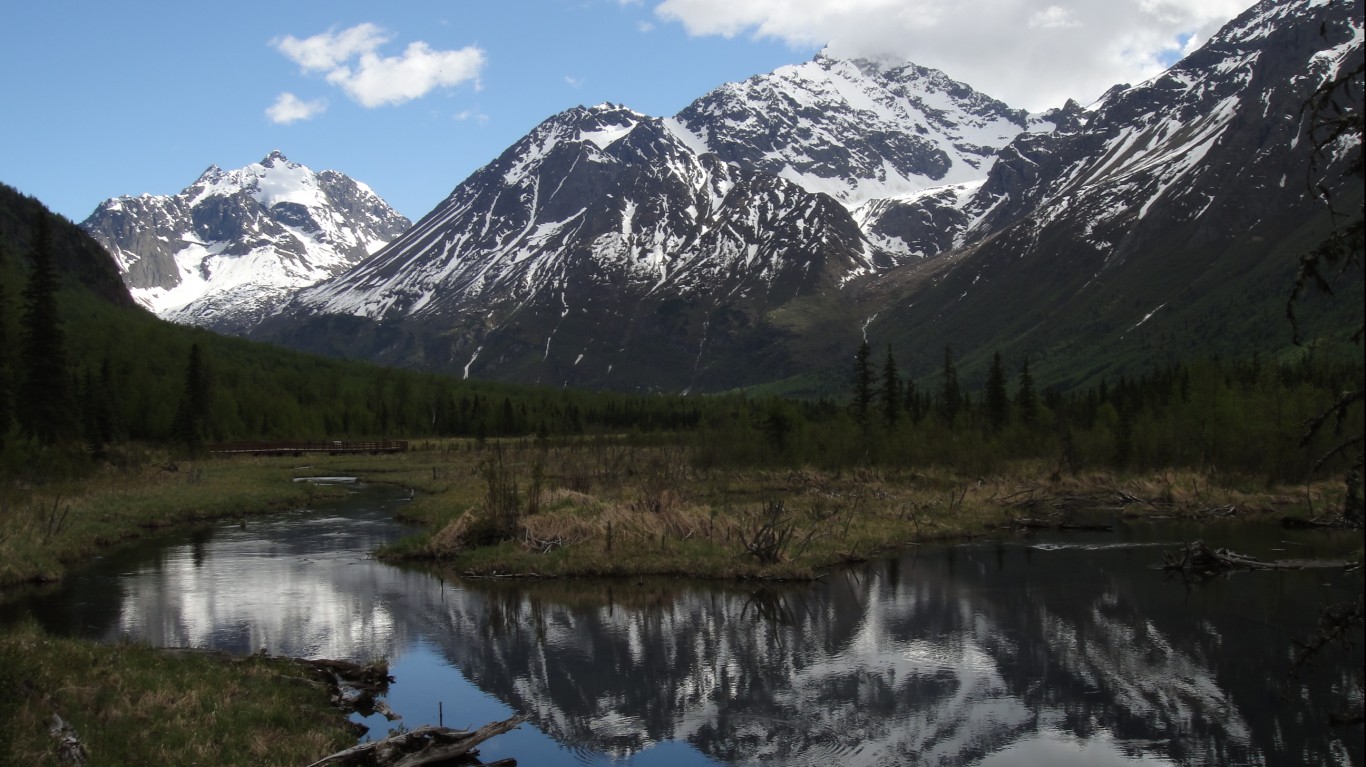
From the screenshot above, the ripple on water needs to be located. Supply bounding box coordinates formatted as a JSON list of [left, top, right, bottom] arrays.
[[1029, 542, 1180, 551]]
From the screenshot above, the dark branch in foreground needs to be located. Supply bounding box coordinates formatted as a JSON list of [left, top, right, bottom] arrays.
[[305, 715, 527, 767]]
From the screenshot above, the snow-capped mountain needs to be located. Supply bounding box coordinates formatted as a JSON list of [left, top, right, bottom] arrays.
[[671, 55, 1068, 209], [260, 103, 885, 390], [81, 151, 411, 333], [253, 0, 1359, 393], [256, 57, 1055, 389], [865, 0, 1363, 387]]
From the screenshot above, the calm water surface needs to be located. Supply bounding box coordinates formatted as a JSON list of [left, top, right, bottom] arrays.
[[3, 483, 1361, 766]]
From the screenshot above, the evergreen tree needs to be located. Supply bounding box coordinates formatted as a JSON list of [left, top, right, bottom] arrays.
[[938, 345, 961, 427], [98, 356, 119, 442], [171, 344, 210, 453], [852, 340, 873, 428], [17, 214, 74, 444], [1115, 401, 1135, 468], [0, 245, 11, 440], [985, 350, 1010, 432], [79, 367, 111, 458], [1016, 357, 1038, 426], [904, 376, 921, 424], [881, 345, 900, 429]]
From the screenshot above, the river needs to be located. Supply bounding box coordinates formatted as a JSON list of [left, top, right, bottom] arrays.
[[2, 483, 1361, 766]]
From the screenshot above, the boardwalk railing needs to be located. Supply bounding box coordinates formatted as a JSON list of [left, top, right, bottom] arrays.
[[206, 440, 409, 456]]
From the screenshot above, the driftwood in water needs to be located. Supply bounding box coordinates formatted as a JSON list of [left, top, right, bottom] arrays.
[[1281, 514, 1359, 530], [303, 657, 392, 694], [297, 658, 400, 721], [1163, 540, 1355, 573], [305, 715, 526, 767], [1164, 540, 1274, 572]]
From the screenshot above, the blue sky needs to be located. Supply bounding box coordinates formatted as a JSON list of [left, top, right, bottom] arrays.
[[1, 0, 1247, 223]]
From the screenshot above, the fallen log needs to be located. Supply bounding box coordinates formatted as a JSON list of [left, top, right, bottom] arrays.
[[306, 715, 526, 767], [1281, 514, 1357, 530], [1163, 540, 1355, 573]]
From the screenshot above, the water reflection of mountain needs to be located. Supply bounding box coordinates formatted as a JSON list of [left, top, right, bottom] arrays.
[[8, 495, 1358, 767], [416, 541, 1359, 767], [10, 492, 429, 661]]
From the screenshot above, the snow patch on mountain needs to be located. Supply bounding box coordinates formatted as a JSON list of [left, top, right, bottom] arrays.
[[82, 152, 411, 332], [674, 55, 1051, 208]]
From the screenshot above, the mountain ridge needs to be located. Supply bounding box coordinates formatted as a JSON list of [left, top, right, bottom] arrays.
[[94, 0, 1362, 394], [81, 152, 411, 334]]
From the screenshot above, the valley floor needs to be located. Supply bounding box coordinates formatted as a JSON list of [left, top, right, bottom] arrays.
[[0, 439, 1358, 766]]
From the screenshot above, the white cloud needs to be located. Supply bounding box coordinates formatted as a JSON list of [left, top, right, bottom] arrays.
[[565, 75, 585, 88], [651, 0, 1249, 110], [275, 24, 390, 73], [1028, 6, 1081, 29], [266, 92, 327, 124], [274, 24, 485, 109], [453, 109, 490, 124]]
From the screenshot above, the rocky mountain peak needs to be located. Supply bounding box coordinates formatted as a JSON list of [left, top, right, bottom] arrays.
[[82, 154, 411, 334], [672, 53, 1040, 207]]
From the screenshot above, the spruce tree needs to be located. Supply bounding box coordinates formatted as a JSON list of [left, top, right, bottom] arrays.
[[17, 215, 74, 445], [904, 376, 921, 423], [80, 368, 109, 458], [881, 345, 900, 429], [1016, 357, 1038, 426], [0, 245, 12, 440], [852, 340, 873, 428], [985, 351, 1010, 432], [171, 344, 210, 453], [938, 345, 961, 427]]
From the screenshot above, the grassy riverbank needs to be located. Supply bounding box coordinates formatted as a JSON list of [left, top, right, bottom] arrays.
[[0, 622, 359, 766], [0, 440, 1352, 766], [0, 447, 447, 767], [375, 440, 1347, 580], [1, 439, 1345, 587], [0, 445, 462, 589]]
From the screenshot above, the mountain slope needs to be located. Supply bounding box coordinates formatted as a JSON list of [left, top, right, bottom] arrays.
[[0, 184, 136, 309], [259, 105, 882, 391], [81, 152, 411, 334], [254, 0, 1360, 394], [862, 0, 1364, 389]]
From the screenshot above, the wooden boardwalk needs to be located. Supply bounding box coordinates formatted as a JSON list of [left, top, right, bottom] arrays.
[[206, 440, 409, 456]]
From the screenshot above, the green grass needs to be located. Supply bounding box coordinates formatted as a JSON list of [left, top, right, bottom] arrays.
[[0, 443, 488, 588], [0, 621, 358, 766]]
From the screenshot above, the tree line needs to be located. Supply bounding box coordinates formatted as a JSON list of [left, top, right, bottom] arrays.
[[687, 339, 1362, 484], [1, 191, 1360, 487]]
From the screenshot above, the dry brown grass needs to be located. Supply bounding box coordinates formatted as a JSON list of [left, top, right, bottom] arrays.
[[383, 445, 1344, 579]]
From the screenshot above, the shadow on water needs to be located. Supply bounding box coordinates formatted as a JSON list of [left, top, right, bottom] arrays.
[[2, 484, 1360, 766]]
